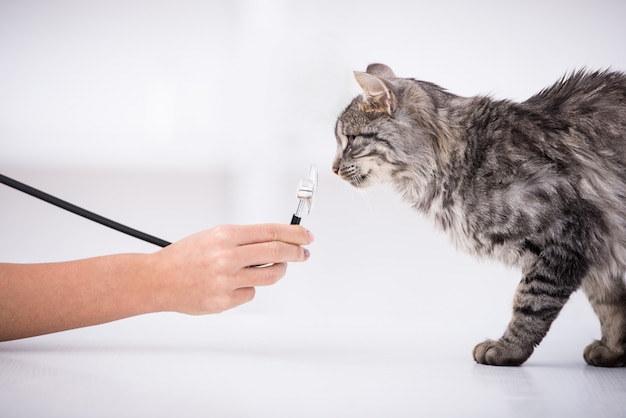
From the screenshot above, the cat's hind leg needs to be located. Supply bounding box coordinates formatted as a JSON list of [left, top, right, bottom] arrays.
[[581, 275, 626, 367]]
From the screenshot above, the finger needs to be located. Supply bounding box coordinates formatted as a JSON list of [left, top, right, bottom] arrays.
[[220, 224, 313, 246], [229, 287, 256, 308], [234, 241, 309, 268], [235, 262, 288, 288]]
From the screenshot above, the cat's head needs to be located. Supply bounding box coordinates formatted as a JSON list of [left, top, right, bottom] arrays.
[[333, 63, 443, 189]]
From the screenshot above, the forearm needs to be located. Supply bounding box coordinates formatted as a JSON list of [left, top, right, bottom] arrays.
[[0, 253, 159, 341], [0, 224, 313, 341]]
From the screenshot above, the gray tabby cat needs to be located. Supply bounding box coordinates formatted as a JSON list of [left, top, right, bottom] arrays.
[[333, 63, 626, 367]]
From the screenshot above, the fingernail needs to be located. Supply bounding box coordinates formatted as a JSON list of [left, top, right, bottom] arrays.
[[303, 248, 310, 260], [307, 230, 315, 244]]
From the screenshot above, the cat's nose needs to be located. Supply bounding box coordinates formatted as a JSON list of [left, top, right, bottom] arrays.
[[332, 167, 339, 175]]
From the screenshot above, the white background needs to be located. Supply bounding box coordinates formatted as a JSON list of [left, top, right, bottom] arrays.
[[1, 1, 626, 417]]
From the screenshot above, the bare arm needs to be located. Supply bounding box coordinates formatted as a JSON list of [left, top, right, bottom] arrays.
[[0, 224, 313, 342]]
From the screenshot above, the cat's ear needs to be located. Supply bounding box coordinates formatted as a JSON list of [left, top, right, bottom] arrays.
[[354, 71, 397, 115], [365, 63, 396, 79]]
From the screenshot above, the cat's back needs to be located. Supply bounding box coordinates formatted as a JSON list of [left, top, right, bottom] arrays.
[[513, 69, 626, 161], [525, 69, 626, 107], [524, 69, 626, 129]]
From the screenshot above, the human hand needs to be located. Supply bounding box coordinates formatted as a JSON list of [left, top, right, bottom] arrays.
[[148, 224, 314, 315]]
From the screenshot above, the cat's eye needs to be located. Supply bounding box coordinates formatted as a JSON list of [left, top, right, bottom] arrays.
[[346, 135, 356, 142]]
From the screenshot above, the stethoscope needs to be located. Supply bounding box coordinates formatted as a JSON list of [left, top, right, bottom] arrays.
[[0, 165, 318, 248], [290, 165, 317, 225]]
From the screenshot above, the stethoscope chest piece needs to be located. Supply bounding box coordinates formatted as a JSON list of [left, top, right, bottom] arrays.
[[290, 165, 317, 225]]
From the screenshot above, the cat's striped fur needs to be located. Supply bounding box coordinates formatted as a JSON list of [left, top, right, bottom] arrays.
[[333, 63, 626, 366]]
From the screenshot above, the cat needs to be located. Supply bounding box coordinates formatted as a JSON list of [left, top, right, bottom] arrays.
[[333, 63, 626, 367]]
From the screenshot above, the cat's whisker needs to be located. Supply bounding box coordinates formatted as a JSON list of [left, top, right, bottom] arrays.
[[355, 190, 373, 217], [339, 172, 374, 216], [351, 174, 375, 216], [359, 189, 375, 217]]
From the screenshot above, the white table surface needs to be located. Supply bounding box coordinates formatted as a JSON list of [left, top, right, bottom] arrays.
[[1, 168, 625, 418]]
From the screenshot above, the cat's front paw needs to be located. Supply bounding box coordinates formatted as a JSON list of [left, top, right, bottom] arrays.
[[473, 339, 532, 366], [584, 340, 626, 367]]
